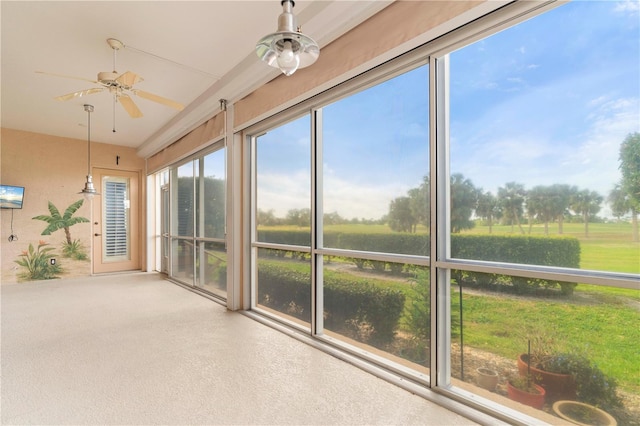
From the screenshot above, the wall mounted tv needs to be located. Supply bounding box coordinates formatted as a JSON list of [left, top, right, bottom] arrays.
[[0, 185, 25, 209]]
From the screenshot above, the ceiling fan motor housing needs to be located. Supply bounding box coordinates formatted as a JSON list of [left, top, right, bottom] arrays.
[[98, 71, 120, 86]]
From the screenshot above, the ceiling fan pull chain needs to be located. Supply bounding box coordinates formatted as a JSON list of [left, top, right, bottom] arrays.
[[113, 93, 117, 132]]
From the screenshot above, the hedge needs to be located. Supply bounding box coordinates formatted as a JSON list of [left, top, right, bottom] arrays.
[[257, 261, 405, 344], [257, 229, 581, 294]]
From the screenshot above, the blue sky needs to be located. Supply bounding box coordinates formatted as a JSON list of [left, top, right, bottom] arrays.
[[257, 1, 640, 220]]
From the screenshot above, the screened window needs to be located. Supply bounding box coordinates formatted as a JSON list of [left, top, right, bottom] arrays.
[[321, 65, 430, 256], [449, 1, 639, 275], [244, 1, 639, 424]]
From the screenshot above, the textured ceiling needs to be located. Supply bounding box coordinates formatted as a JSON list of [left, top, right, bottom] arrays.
[[1, 1, 391, 155]]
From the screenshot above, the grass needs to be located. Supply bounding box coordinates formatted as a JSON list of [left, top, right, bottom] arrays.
[[456, 289, 640, 394]]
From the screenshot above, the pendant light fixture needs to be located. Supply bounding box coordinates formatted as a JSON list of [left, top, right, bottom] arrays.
[[256, 0, 319, 76], [79, 104, 99, 199]]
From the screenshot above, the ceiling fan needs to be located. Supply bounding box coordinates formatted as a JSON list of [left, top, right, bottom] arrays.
[[37, 38, 184, 120]]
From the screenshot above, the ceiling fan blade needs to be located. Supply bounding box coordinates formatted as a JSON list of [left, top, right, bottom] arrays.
[[55, 87, 105, 101], [36, 71, 99, 84], [133, 89, 184, 111], [116, 71, 143, 87], [118, 94, 143, 118]]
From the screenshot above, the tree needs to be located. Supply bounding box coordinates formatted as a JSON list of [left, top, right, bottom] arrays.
[[498, 182, 526, 234], [476, 190, 500, 233], [388, 196, 415, 232], [619, 132, 640, 242], [570, 189, 603, 237], [257, 209, 280, 226], [526, 186, 556, 235], [33, 199, 89, 245], [285, 208, 310, 227], [608, 185, 633, 220], [323, 211, 345, 225], [408, 175, 430, 230], [450, 173, 477, 233], [549, 184, 575, 235]]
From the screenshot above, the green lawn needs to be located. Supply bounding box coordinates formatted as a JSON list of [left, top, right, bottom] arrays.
[[456, 289, 640, 393]]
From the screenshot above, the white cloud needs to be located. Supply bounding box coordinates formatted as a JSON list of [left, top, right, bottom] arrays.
[[257, 165, 411, 220], [614, 0, 640, 14]]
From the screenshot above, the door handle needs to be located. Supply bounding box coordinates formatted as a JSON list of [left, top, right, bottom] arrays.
[[94, 233, 102, 237]]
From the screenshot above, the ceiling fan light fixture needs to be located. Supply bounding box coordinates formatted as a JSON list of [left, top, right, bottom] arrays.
[[256, 0, 319, 76], [79, 104, 99, 200]]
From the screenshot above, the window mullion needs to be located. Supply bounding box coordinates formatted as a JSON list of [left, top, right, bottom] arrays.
[[312, 108, 323, 336], [432, 54, 452, 390]]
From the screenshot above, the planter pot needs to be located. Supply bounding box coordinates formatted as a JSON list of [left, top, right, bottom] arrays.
[[507, 380, 546, 410], [552, 400, 617, 426], [518, 353, 577, 402], [476, 367, 499, 391]]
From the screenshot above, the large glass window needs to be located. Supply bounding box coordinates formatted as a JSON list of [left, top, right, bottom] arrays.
[[317, 65, 430, 372], [247, 1, 639, 424], [445, 1, 639, 423], [449, 1, 639, 274], [321, 65, 430, 256]]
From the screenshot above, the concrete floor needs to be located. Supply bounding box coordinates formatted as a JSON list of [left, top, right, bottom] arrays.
[[1, 273, 482, 425]]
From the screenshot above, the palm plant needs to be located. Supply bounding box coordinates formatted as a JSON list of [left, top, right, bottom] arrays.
[[32, 199, 89, 245]]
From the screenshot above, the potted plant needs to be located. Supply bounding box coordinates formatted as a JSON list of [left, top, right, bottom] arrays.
[[507, 375, 546, 410], [552, 400, 617, 426], [476, 367, 499, 391], [509, 342, 546, 409], [517, 352, 576, 402], [517, 334, 576, 402], [517, 336, 622, 412]]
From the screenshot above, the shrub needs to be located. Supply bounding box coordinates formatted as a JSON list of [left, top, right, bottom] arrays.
[[257, 261, 405, 345], [546, 352, 623, 411], [405, 268, 430, 343], [256, 230, 581, 295]]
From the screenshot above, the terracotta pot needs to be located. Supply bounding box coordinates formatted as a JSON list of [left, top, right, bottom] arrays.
[[552, 400, 617, 426], [476, 367, 499, 391], [507, 380, 546, 410], [518, 353, 577, 402]]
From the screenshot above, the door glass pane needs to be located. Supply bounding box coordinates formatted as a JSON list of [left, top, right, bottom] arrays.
[[321, 65, 430, 256], [102, 176, 130, 262]]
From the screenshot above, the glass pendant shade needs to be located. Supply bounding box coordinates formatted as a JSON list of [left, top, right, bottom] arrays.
[[256, 0, 319, 76], [80, 175, 97, 200]]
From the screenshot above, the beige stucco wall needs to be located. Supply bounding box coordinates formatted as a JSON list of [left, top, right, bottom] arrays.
[[0, 128, 145, 283]]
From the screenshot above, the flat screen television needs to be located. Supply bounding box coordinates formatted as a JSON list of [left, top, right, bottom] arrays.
[[0, 185, 25, 209]]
